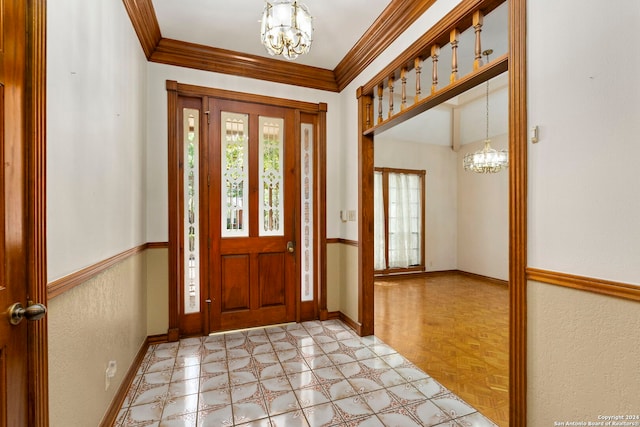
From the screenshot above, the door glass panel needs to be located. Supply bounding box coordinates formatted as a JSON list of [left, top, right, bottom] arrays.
[[259, 116, 284, 236], [301, 123, 314, 301], [183, 108, 200, 314], [222, 112, 249, 237]]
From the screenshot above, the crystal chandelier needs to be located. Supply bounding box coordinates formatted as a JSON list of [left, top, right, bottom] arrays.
[[463, 50, 509, 174], [260, 0, 313, 60]]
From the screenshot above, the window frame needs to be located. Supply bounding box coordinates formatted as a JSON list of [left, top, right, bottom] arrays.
[[374, 167, 426, 275]]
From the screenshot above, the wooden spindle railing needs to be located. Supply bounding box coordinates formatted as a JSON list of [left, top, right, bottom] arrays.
[[388, 75, 394, 118], [450, 29, 460, 83], [361, 0, 507, 134], [414, 57, 422, 103], [431, 44, 440, 94], [400, 67, 407, 110], [377, 83, 384, 124], [473, 11, 484, 70]]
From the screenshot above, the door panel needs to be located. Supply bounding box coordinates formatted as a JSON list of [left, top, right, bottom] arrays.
[[0, 0, 29, 424], [221, 255, 251, 311], [0, 348, 6, 424], [210, 99, 296, 332], [258, 253, 285, 307]]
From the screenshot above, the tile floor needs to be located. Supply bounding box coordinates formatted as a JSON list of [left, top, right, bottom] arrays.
[[116, 320, 497, 427]]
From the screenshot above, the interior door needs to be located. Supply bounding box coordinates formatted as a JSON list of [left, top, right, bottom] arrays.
[[1, 0, 46, 424], [209, 99, 297, 332]]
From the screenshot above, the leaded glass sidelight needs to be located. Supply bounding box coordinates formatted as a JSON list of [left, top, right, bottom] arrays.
[[183, 109, 200, 314], [258, 116, 284, 236], [222, 112, 249, 237], [301, 123, 314, 301]]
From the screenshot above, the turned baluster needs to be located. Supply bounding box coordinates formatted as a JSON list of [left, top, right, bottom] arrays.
[[473, 11, 484, 71], [414, 57, 422, 103], [377, 83, 384, 124], [400, 67, 407, 110], [450, 28, 460, 83], [388, 75, 394, 119], [431, 44, 440, 94], [365, 102, 371, 128]]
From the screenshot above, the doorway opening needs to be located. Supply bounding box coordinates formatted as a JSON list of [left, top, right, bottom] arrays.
[[372, 69, 510, 425], [356, 0, 527, 424]]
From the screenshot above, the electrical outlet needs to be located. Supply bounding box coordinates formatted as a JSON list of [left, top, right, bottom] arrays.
[[348, 210, 356, 221], [105, 360, 117, 391]]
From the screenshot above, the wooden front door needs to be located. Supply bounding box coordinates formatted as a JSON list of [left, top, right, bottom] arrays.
[[1, 0, 47, 424], [208, 99, 297, 332]]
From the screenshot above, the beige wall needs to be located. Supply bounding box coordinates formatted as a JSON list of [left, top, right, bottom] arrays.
[[326, 244, 342, 313], [327, 243, 359, 322], [146, 248, 169, 336], [527, 282, 640, 425], [48, 253, 148, 427], [340, 245, 360, 323]]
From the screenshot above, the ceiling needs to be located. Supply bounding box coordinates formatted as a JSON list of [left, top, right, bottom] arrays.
[[145, 0, 509, 146], [151, 0, 393, 70]]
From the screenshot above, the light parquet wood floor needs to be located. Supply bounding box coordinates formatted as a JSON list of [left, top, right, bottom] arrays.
[[374, 272, 509, 427]]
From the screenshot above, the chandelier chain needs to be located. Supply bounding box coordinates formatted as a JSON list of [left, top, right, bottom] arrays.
[[484, 49, 491, 142], [462, 48, 509, 174], [485, 77, 489, 141]]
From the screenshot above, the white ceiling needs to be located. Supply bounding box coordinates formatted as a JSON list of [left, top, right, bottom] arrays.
[[151, 1, 510, 147], [152, 0, 393, 69]]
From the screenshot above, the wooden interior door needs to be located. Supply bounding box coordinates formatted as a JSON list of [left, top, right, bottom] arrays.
[[208, 99, 297, 332], [1, 0, 47, 424]]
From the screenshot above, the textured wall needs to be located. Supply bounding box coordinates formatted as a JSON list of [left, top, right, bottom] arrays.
[[326, 244, 342, 313], [48, 253, 147, 427], [339, 244, 360, 323], [146, 248, 169, 336], [327, 243, 359, 322], [528, 282, 640, 425]]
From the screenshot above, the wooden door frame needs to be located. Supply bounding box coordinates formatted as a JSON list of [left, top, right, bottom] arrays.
[[25, 0, 49, 425], [166, 81, 327, 338], [357, 0, 527, 424]]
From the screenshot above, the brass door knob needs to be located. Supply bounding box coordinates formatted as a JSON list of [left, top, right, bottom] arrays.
[[8, 302, 47, 325]]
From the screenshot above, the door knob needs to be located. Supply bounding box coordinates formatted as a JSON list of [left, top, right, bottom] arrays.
[[8, 302, 47, 325], [286, 241, 295, 253]]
